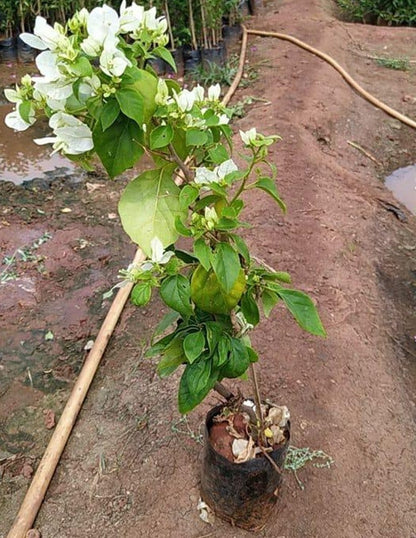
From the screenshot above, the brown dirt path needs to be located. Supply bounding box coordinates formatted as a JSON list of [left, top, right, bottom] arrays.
[[1, 0, 416, 536]]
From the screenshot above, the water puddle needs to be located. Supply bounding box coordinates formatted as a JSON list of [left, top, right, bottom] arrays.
[[0, 103, 77, 185], [385, 165, 416, 215], [0, 59, 76, 185]]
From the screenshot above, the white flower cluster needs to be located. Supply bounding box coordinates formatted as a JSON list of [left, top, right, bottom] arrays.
[[194, 159, 238, 185], [4, 2, 169, 155]]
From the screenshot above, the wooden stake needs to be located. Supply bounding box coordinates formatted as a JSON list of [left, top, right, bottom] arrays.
[[7, 249, 145, 538]]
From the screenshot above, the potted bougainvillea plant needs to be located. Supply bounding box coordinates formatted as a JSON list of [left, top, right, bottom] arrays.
[[4, 2, 325, 530]]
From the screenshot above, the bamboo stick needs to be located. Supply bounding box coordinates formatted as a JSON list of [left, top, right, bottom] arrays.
[[7, 248, 145, 538]]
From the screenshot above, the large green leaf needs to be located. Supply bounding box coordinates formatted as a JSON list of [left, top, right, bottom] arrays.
[[211, 243, 241, 293], [150, 124, 174, 150], [119, 68, 158, 125], [183, 331, 206, 364], [193, 238, 211, 271], [100, 99, 120, 131], [178, 360, 218, 414], [255, 177, 286, 213], [276, 288, 326, 336], [160, 275, 193, 317], [131, 282, 152, 306], [93, 115, 144, 178], [220, 338, 250, 379], [118, 168, 186, 254], [157, 338, 185, 378]]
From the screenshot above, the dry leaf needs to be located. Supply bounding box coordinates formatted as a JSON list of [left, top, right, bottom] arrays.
[[86, 182, 104, 193], [43, 409, 56, 430], [232, 437, 256, 463], [197, 498, 214, 525], [60, 208, 72, 213], [21, 463, 34, 479]]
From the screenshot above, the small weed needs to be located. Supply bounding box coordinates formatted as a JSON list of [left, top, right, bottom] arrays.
[[171, 415, 203, 445], [190, 57, 238, 87], [0, 232, 52, 283], [190, 55, 260, 89], [228, 95, 271, 119], [375, 57, 410, 71], [284, 446, 334, 490]]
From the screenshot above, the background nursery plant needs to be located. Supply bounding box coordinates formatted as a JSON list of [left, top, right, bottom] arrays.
[[4, 0, 325, 463]]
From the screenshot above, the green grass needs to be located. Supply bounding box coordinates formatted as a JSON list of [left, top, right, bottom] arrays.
[[375, 57, 410, 71]]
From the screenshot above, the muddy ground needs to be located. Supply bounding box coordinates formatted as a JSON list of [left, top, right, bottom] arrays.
[[1, 0, 416, 536]]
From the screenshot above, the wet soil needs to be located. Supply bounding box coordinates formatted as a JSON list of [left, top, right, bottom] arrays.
[[1, 0, 416, 536]]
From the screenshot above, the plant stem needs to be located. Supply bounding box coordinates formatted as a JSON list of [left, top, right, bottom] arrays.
[[230, 148, 260, 204], [168, 144, 193, 183], [214, 382, 234, 400], [250, 363, 265, 446]]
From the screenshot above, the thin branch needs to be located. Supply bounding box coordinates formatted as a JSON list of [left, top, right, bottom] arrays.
[[250, 363, 265, 446], [214, 382, 234, 400], [168, 143, 193, 183]]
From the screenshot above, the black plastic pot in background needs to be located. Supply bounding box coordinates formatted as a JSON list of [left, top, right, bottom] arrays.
[[17, 36, 36, 63], [223, 24, 242, 50], [183, 47, 201, 74], [249, 0, 263, 15], [147, 56, 166, 76], [165, 47, 184, 77], [0, 37, 17, 63], [200, 404, 290, 531], [201, 43, 226, 69]]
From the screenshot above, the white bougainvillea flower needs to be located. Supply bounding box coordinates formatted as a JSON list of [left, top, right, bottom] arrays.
[[34, 112, 93, 155], [195, 159, 238, 185], [81, 5, 119, 57], [20, 16, 69, 52], [195, 167, 218, 185], [35, 50, 60, 81], [78, 75, 101, 102], [4, 88, 21, 103], [150, 237, 174, 264], [218, 113, 229, 125], [100, 44, 131, 77], [217, 159, 238, 178], [174, 89, 196, 112], [155, 79, 169, 105], [143, 7, 167, 33], [192, 85, 204, 102], [140, 237, 174, 271], [87, 5, 119, 46], [119, 0, 144, 33], [5, 108, 35, 131], [204, 207, 218, 229], [239, 127, 257, 146], [207, 83, 221, 101], [33, 77, 73, 101]]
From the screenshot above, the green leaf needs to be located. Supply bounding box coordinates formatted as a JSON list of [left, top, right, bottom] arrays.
[[215, 335, 231, 367], [157, 338, 185, 378], [204, 321, 223, 355], [264, 271, 291, 283], [246, 346, 258, 363], [153, 310, 180, 337], [119, 68, 158, 124], [160, 275, 193, 317], [152, 46, 176, 71], [174, 215, 192, 237], [220, 338, 250, 379], [211, 243, 240, 293], [230, 234, 250, 264], [118, 167, 186, 254], [19, 101, 32, 124], [276, 289, 326, 336], [240, 292, 260, 326], [183, 332, 206, 363], [186, 129, 208, 147], [262, 289, 279, 317], [71, 55, 92, 77], [116, 86, 145, 125], [194, 194, 223, 211], [209, 144, 229, 164], [100, 99, 120, 131], [193, 239, 212, 272], [131, 282, 152, 306], [93, 115, 144, 178], [150, 124, 174, 150], [255, 177, 286, 213], [86, 96, 102, 120], [179, 185, 199, 210], [178, 360, 218, 413]]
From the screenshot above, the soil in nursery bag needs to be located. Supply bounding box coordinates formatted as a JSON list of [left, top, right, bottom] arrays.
[[200, 401, 290, 531]]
